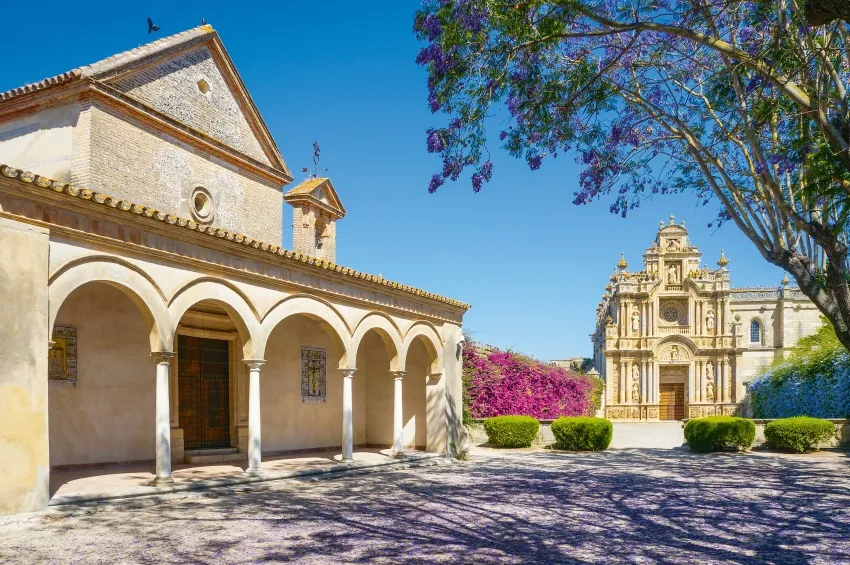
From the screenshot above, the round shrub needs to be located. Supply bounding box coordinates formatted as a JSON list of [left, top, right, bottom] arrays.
[[482, 415, 539, 447], [684, 416, 755, 453], [550, 417, 613, 451], [764, 417, 836, 453]]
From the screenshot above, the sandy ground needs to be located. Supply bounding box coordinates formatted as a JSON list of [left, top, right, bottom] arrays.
[[1, 447, 849, 564]]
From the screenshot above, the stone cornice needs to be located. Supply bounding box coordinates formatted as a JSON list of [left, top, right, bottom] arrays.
[[0, 165, 470, 314]]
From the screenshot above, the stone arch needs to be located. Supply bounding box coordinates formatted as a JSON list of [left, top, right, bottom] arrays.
[[168, 278, 262, 359], [48, 257, 170, 352], [258, 295, 353, 367], [401, 322, 443, 374], [351, 312, 403, 371], [653, 335, 697, 363]]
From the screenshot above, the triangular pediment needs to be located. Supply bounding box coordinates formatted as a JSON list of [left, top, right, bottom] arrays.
[[283, 177, 346, 218], [82, 27, 290, 177]]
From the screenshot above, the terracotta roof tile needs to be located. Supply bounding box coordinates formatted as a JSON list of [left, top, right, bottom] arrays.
[[0, 164, 470, 310]]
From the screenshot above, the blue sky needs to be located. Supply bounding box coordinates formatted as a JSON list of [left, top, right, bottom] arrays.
[[0, 0, 787, 361]]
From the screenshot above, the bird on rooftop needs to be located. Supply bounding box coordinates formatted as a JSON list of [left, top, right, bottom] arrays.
[[147, 18, 160, 34]]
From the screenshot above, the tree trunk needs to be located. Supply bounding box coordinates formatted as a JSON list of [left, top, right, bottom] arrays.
[[804, 0, 850, 26]]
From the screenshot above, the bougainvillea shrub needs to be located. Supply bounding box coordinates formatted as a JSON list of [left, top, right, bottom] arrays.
[[463, 343, 598, 420]]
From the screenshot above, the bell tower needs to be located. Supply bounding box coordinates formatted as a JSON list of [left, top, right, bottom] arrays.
[[283, 177, 346, 263]]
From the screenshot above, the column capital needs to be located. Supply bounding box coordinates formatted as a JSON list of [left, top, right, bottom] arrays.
[[244, 359, 266, 370], [151, 351, 175, 362], [340, 368, 357, 378], [426, 372, 443, 384], [390, 370, 406, 380]]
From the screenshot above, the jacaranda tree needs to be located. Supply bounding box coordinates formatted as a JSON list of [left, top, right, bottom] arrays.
[[414, 0, 850, 349]]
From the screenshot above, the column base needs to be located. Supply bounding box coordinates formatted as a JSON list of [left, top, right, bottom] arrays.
[[150, 476, 174, 487], [390, 451, 407, 460], [339, 457, 355, 464], [245, 467, 265, 477]]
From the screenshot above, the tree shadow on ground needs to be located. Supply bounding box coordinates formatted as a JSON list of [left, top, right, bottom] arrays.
[[2, 449, 849, 564]]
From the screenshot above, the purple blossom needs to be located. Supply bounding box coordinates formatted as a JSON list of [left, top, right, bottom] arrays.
[[427, 93, 440, 113], [428, 173, 445, 193], [499, 130, 508, 140], [471, 173, 483, 191], [528, 154, 543, 170], [481, 160, 493, 180], [426, 129, 446, 153], [422, 14, 442, 41]]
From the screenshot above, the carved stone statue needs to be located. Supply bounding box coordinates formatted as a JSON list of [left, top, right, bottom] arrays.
[[667, 264, 679, 284], [631, 379, 640, 402], [706, 310, 715, 331], [705, 379, 715, 401], [706, 362, 714, 379], [667, 238, 680, 251], [670, 345, 680, 361], [631, 312, 640, 333], [632, 364, 640, 381]]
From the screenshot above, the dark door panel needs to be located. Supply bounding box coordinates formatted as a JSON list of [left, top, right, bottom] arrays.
[[178, 335, 231, 450]]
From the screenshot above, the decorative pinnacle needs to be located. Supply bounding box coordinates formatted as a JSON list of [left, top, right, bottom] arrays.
[[781, 273, 790, 286], [617, 252, 628, 270], [717, 249, 729, 268], [669, 214, 675, 225]]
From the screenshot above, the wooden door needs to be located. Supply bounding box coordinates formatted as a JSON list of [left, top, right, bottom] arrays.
[[659, 383, 685, 420], [178, 335, 231, 450]]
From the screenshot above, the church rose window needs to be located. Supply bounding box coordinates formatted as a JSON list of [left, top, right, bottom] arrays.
[[661, 304, 681, 323]]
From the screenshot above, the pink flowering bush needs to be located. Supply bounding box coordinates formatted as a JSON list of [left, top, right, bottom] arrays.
[[463, 343, 599, 420]]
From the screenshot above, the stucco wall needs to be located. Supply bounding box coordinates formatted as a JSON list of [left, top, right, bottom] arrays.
[[110, 46, 271, 166], [50, 283, 155, 466], [81, 103, 283, 245], [0, 104, 78, 181], [360, 333, 394, 447], [404, 339, 429, 449], [261, 315, 345, 452], [0, 217, 50, 514]]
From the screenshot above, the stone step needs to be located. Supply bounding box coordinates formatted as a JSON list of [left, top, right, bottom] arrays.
[[184, 448, 246, 464]]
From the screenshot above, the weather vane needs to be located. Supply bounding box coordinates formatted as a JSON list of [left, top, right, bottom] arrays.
[[301, 141, 329, 178]]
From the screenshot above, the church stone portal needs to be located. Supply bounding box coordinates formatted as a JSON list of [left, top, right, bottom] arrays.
[[591, 216, 822, 421]]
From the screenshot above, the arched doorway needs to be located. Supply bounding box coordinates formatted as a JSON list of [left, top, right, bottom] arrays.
[[261, 313, 347, 453], [49, 282, 158, 471]]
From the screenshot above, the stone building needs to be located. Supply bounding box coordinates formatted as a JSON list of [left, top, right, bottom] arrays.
[[0, 27, 468, 515], [591, 216, 821, 421]]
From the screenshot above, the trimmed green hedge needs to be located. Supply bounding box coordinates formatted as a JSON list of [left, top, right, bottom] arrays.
[[482, 415, 539, 447], [550, 417, 613, 451], [764, 417, 836, 453], [684, 416, 755, 453]]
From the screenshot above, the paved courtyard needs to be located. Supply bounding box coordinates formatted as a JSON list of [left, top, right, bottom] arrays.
[[1, 447, 849, 564]]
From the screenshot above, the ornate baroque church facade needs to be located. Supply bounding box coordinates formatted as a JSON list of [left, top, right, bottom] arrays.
[[0, 27, 468, 514], [591, 217, 821, 421]]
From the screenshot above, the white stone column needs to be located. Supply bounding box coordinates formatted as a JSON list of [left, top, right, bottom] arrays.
[[152, 352, 174, 486], [720, 358, 727, 403], [641, 361, 647, 404], [341, 368, 356, 461], [245, 360, 266, 476], [391, 371, 406, 458]]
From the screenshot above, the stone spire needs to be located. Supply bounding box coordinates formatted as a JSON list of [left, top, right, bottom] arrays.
[[717, 249, 729, 268], [617, 252, 628, 270]]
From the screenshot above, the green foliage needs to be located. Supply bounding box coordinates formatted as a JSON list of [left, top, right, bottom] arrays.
[[782, 316, 842, 365], [763, 417, 836, 453], [684, 416, 756, 453], [482, 415, 540, 448], [550, 417, 613, 451], [587, 374, 605, 413]]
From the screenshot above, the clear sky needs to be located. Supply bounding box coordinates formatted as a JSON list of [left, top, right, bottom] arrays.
[[0, 0, 787, 362]]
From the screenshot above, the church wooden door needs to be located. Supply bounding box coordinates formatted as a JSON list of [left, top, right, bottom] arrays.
[[659, 383, 685, 420], [178, 335, 231, 450]]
